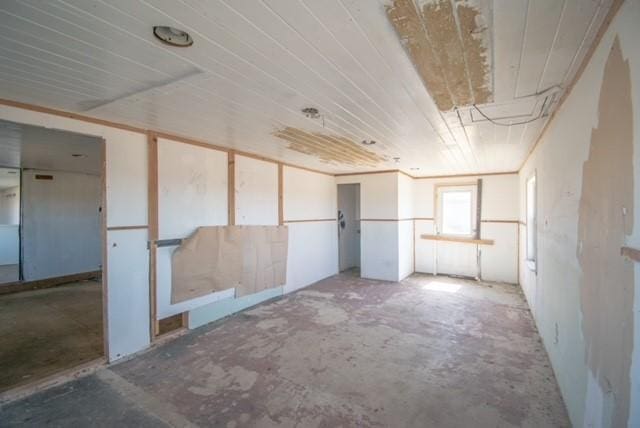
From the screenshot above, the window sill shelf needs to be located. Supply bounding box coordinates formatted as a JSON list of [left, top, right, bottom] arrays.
[[420, 234, 494, 246]]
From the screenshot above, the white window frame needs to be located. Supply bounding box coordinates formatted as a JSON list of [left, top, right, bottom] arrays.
[[526, 173, 537, 272], [435, 183, 477, 238]]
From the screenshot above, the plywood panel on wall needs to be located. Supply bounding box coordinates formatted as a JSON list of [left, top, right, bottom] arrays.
[[235, 155, 278, 225], [157, 138, 228, 239]]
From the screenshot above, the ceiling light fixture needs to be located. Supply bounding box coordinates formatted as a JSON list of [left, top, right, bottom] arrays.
[[301, 107, 321, 119], [393, 157, 400, 163], [153, 26, 194, 47], [361, 140, 376, 146], [410, 167, 420, 171]]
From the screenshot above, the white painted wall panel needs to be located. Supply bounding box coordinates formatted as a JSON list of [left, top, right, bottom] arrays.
[[0, 186, 19, 225], [284, 167, 335, 220], [105, 132, 147, 227], [22, 169, 101, 281], [0, 225, 18, 265], [435, 242, 478, 278], [235, 156, 278, 225], [284, 221, 338, 293], [398, 174, 413, 219], [106, 229, 149, 361], [158, 138, 227, 239], [361, 221, 398, 281], [414, 220, 435, 274], [337, 173, 398, 219], [480, 223, 518, 283], [481, 175, 519, 221], [398, 220, 413, 281]]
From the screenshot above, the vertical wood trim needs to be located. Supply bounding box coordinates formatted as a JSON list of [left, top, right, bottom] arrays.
[[228, 151, 235, 225], [147, 133, 159, 338], [278, 163, 284, 226], [100, 138, 110, 360]]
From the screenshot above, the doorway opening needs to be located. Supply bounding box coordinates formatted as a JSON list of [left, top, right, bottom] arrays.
[[0, 119, 105, 393], [337, 183, 361, 273]]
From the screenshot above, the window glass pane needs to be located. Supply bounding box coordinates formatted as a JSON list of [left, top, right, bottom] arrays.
[[441, 190, 472, 235]]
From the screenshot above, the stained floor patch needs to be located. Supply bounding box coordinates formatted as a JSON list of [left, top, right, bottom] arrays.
[[386, 0, 492, 111], [273, 127, 386, 167]]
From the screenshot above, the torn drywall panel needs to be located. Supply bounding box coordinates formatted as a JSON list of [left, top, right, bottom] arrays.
[[171, 225, 288, 303]]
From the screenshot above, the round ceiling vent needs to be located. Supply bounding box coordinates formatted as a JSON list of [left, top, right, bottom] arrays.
[[153, 26, 194, 47]]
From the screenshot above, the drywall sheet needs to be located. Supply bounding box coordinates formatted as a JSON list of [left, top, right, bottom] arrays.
[[107, 229, 149, 361], [284, 166, 336, 220], [171, 225, 288, 303], [235, 155, 278, 225], [158, 138, 227, 240], [285, 221, 339, 293], [415, 219, 435, 274]]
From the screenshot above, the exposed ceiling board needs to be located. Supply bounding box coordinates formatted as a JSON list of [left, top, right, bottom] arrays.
[[0, 120, 103, 175], [0, 0, 614, 175]]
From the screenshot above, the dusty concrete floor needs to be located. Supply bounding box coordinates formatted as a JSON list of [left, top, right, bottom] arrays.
[[0, 264, 18, 283], [0, 280, 103, 392], [0, 273, 569, 427]]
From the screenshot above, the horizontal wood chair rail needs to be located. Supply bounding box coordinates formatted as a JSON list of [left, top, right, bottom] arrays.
[[621, 246, 640, 262], [420, 234, 494, 245]]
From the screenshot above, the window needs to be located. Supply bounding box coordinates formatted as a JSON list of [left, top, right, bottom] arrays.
[[436, 184, 477, 237], [526, 174, 537, 270], [441, 190, 472, 235]]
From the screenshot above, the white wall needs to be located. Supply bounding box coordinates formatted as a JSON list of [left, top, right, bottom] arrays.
[[284, 166, 338, 292], [0, 225, 18, 266], [413, 174, 519, 283], [0, 186, 19, 225], [235, 155, 278, 226], [0, 104, 150, 362], [519, 2, 640, 426], [337, 172, 402, 281], [22, 169, 101, 281]]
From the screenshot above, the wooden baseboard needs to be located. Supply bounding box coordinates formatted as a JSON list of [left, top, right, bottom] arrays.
[[0, 271, 102, 295]]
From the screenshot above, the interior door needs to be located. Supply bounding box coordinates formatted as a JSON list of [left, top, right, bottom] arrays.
[[338, 183, 360, 271]]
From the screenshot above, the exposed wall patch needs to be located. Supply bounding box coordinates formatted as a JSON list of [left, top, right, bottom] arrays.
[[577, 37, 633, 428], [386, 0, 492, 111], [273, 127, 386, 166]]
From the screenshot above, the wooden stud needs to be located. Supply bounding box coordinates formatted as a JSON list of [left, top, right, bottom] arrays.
[[283, 219, 337, 223], [278, 163, 284, 226], [228, 151, 235, 226], [147, 133, 159, 338]]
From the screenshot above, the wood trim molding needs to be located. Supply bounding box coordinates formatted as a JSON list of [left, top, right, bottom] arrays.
[[480, 219, 519, 224], [360, 218, 414, 222], [414, 217, 435, 221], [519, 0, 625, 170], [420, 234, 494, 245], [283, 219, 337, 223], [621, 246, 640, 263], [413, 171, 518, 180], [147, 133, 159, 338], [106, 225, 149, 231], [278, 163, 284, 226]]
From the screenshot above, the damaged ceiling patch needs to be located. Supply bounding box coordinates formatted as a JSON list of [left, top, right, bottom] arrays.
[[386, 0, 492, 111], [273, 127, 386, 167]]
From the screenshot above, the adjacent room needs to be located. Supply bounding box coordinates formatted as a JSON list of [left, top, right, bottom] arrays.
[[0, 0, 638, 427]]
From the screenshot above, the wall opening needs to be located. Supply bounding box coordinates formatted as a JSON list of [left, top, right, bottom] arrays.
[[337, 183, 361, 273]]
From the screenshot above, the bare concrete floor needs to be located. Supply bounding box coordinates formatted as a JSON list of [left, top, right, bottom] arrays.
[[0, 273, 569, 427], [0, 280, 103, 392]]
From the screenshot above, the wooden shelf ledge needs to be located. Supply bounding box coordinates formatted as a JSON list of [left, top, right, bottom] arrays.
[[420, 234, 494, 245], [621, 246, 640, 262]]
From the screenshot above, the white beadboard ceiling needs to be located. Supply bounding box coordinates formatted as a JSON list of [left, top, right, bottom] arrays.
[[0, 0, 613, 175]]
